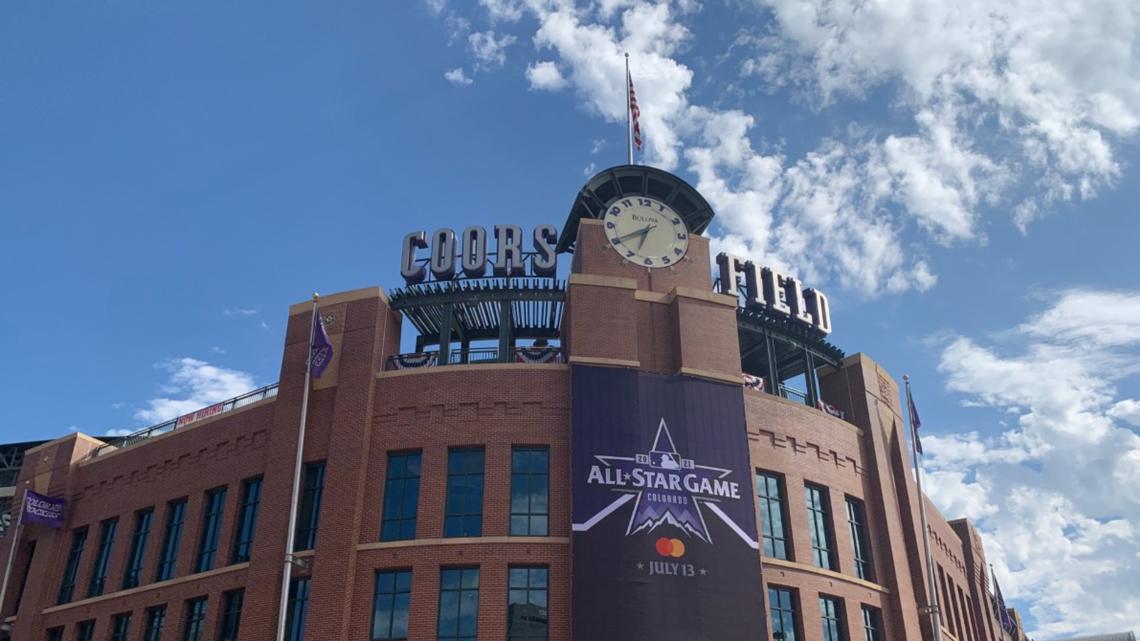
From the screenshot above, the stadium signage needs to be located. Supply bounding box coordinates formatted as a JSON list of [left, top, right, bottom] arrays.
[[400, 224, 559, 284], [715, 252, 833, 335]]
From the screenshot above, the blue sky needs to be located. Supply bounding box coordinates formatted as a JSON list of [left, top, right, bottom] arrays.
[[2, 0, 1139, 636]]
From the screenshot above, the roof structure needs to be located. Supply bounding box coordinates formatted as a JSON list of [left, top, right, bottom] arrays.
[[1050, 633, 1137, 641]]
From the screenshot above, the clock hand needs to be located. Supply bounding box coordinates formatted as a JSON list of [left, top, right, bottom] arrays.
[[616, 224, 656, 242], [636, 225, 655, 250]]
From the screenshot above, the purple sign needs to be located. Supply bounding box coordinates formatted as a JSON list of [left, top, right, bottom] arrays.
[[23, 491, 66, 528], [571, 366, 768, 641]]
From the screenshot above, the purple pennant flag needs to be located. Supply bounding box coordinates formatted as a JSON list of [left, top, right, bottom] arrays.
[[23, 491, 66, 528], [309, 311, 334, 379]]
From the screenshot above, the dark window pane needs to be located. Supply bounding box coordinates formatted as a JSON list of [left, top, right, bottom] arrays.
[[182, 598, 208, 641], [294, 463, 326, 551], [285, 577, 311, 641], [769, 587, 798, 641], [381, 452, 422, 542], [805, 485, 835, 570], [820, 596, 846, 641], [757, 472, 789, 560], [862, 605, 882, 641], [372, 570, 413, 641], [156, 499, 187, 582], [510, 447, 549, 536], [195, 487, 227, 573], [846, 497, 874, 582], [438, 568, 479, 641], [87, 518, 118, 597], [444, 450, 484, 538], [76, 620, 96, 641], [111, 613, 132, 641], [124, 507, 154, 589], [58, 528, 88, 604], [219, 590, 244, 641], [144, 606, 166, 641], [232, 477, 263, 563], [507, 566, 548, 641]]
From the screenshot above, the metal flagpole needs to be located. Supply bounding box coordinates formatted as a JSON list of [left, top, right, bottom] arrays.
[[275, 293, 319, 641], [905, 375, 943, 641], [907, 374, 943, 638], [625, 53, 633, 165], [0, 483, 28, 618]]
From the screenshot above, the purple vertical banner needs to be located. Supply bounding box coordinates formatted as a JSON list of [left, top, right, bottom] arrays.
[[571, 366, 767, 641], [23, 491, 66, 528]]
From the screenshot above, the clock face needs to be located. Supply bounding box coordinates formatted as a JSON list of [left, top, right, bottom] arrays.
[[603, 196, 690, 268]]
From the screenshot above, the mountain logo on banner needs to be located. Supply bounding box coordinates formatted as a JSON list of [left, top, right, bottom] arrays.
[[582, 418, 748, 545]]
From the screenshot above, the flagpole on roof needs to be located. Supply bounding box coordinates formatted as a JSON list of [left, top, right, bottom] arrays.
[[276, 293, 320, 641], [0, 482, 29, 620], [625, 53, 633, 165], [905, 375, 944, 641]]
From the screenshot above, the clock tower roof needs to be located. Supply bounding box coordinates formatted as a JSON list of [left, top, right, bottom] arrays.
[[557, 164, 715, 254]]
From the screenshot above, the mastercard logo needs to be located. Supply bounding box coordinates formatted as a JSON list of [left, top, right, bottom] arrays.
[[655, 537, 686, 558]]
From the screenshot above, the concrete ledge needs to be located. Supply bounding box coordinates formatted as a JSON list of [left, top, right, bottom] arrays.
[[675, 367, 743, 385], [357, 536, 570, 552], [289, 286, 388, 315], [568, 273, 638, 290], [567, 356, 640, 369], [376, 363, 568, 379], [41, 563, 250, 615], [762, 558, 889, 594], [673, 286, 739, 308]]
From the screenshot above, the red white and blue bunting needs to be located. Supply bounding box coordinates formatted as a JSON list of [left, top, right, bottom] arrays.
[[742, 374, 765, 392], [817, 400, 846, 420], [515, 347, 561, 364], [392, 352, 438, 369]]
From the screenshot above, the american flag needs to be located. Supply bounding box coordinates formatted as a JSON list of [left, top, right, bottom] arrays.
[[627, 68, 642, 151], [906, 381, 923, 455]]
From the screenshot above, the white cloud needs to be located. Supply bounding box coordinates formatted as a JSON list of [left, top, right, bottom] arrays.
[[443, 0, 1139, 298], [134, 358, 258, 425], [468, 30, 516, 70], [929, 290, 1140, 636], [424, 0, 446, 15], [526, 61, 568, 91], [223, 308, 258, 317], [104, 428, 136, 437], [445, 67, 474, 86]]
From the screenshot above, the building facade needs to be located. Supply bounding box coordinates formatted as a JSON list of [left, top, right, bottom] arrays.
[[1, 166, 1015, 641]]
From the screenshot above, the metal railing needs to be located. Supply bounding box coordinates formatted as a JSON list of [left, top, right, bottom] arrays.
[[89, 383, 280, 459], [386, 347, 564, 370], [778, 383, 808, 404]]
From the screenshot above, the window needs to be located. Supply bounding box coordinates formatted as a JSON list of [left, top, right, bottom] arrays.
[[183, 598, 208, 641], [76, 620, 96, 641], [371, 570, 412, 641], [756, 471, 790, 559], [768, 587, 798, 641], [47, 627, 64, 641], [820, 596, 846, 641], [294, 463, 325, 551], [124, 507, 154, 589], [195, 487, 227, 572], [111, 613, 132, 641], [444, 449, 484, 538], [219, 590, 244, 641], [144, 605, 167, 641], [510, 448, 549, 536], [58, 528, 88, 604], [846, 497, 873, 581], [805, 484, 835, 570], [507, 566, 548, 641], [437, 568, 479, 641], [156, 499, 188, 582], [232, 477, 262, 563], [861, 605, 882, 641], [285, 577, 311, 641], [87, 518, 118, 597], [381, 453, 421, 541]]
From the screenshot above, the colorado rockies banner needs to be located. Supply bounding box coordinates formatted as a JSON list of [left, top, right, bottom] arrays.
[[571, 366, 767, 641]]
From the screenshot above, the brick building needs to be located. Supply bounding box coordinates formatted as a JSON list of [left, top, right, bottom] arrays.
[[1, 165, 1019, 641]]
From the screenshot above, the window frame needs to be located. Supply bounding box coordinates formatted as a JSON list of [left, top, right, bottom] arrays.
[[437, 567, 480, 641], [124, 507, 155, 589], [443, 449, 485, 538], [380, 452, 422, 542], [195, 487, 227, 573], [232, 476, 263, 564], [285, 577, 311, 641], [156, 498, 188, 582], [861, 604, 883, 641], [756, 470, 791, 560], [182, 597, 208, 641], [804, 483, 836, 570], [371, 569, 413, 641], [110, 612, 133, 641], [86, 517, 119, 598], [845, 496, 874, 582], [509, 448, 550, 537], [293, 462, 326, 552], [143, 605, 167, 641], [768, 585, 800, 641], [819, 595, 847, 641], [219, 589, 245, 641], [507, 565, 549, 641], [57, 527, 88, 604]]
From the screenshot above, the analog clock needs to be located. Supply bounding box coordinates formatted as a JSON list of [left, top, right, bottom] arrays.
[[602, 196, 690, 268]]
